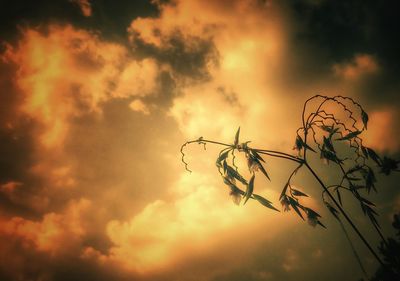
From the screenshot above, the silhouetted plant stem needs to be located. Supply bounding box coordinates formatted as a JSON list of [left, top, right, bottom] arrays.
[[339, 219, 368, 279], [304, 162, 385, 267]]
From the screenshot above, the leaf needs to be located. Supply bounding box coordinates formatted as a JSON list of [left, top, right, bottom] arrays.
[[305, 207, 321, 218], [296, 135, 316, 153], [321, 149, 342, 164], [329, 127, 340, 137], [364, 167, 376, 193], [346, 176, 362, 181], [336, 130, 361, 141], [294, 136, 303, 151], [251, 149, 265, 163], [257, 161, 271, 180], [253, 194, 280, 212], [325, 202, 340, 220], [234, 127, 240, 146], [280, 182, 289, 200], [224, 178, 245, 195], [366, 147, 381, 165], [244, 174, 255, 205], [361, 110, 369, 130], [360, 197, 375, 207], [288, 197, 304, 220], [323, 136, 335, 152], [216, 149, 230, 166], [380, 156, 399, 175], [320, 125, 333, 133], [361, 146, 369, 159], [346, 165, 363, 174], [336, 189, 343, 206], [226, 166, 248, 185], [291, 188, 308, 197]]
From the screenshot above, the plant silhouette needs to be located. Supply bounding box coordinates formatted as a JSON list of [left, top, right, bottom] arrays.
[[180, 95, 400, 271], [370, 213, 400, 280]]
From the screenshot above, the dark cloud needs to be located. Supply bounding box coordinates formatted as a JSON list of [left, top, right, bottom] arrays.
[[0, 0, 158, 43], [284, 0, 400, 103], [131, 32, 219, 83], [0, 60, 46, 219]]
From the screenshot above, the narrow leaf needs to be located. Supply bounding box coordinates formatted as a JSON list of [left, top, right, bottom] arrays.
[[323, 136, 335, 152], [325, 202, 340, 220], [361, 146, 369, 159], [234, 127, 240, 146], [244, 174, 255, 205], [226, 166, 248, 185], [251, 149, 265, 163], [216, 149, 230, 165], [361, 110, 369, 130], [337, 130, 361, 141], [360, 197, 376, 207], [288, 197, 304, 220], [291, 189, 308, 197], [305, 207, 321, 218], [280, 182, 289, 200], [336, 189, 343, 206], [320, 125, 333, 133], [253, 194, 280, 212], [258, 161, 271, 181], [367, 147, 381, 165]]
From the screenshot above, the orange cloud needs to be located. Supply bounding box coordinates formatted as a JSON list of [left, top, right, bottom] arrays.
[[333, 54, 379, 80], [363, 108, 399, 152], [130, 0, 293, 150], [104, 172, 284, 272], [0, 198, 91, 255], [2, 25, 159, 149]]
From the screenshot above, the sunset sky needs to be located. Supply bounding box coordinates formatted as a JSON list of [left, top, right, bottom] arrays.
[[0, 1, 399, 281]]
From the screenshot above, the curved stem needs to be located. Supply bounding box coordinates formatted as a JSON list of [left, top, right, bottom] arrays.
[[254, 148, 299, 159], [255, 150, 303, 163], [304, 162, 385, 266]]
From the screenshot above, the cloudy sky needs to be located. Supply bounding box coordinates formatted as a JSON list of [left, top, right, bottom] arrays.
[[0, 1, 399, 280]]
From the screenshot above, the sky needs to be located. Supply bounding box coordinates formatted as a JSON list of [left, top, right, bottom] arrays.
[[0, 1, 399, 281]]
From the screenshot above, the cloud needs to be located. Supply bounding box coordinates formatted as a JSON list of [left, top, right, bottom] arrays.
[[333, 54, 379, 80], [129, 0, 297, 150], [0, 198, 91, 254], [282, 249, 299, 272], [0, 1, 399, 281], [363, 108, 400, 152], [103, 172, 284, 272], [2, 24, 160, 149]]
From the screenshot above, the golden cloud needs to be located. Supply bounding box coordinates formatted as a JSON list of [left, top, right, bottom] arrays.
[[333, 54, 379, 80], [2, 25, 159, 149], [0, 198, 91, 254], [103, 172, 285, 272], [363, 108, 400, 152]]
